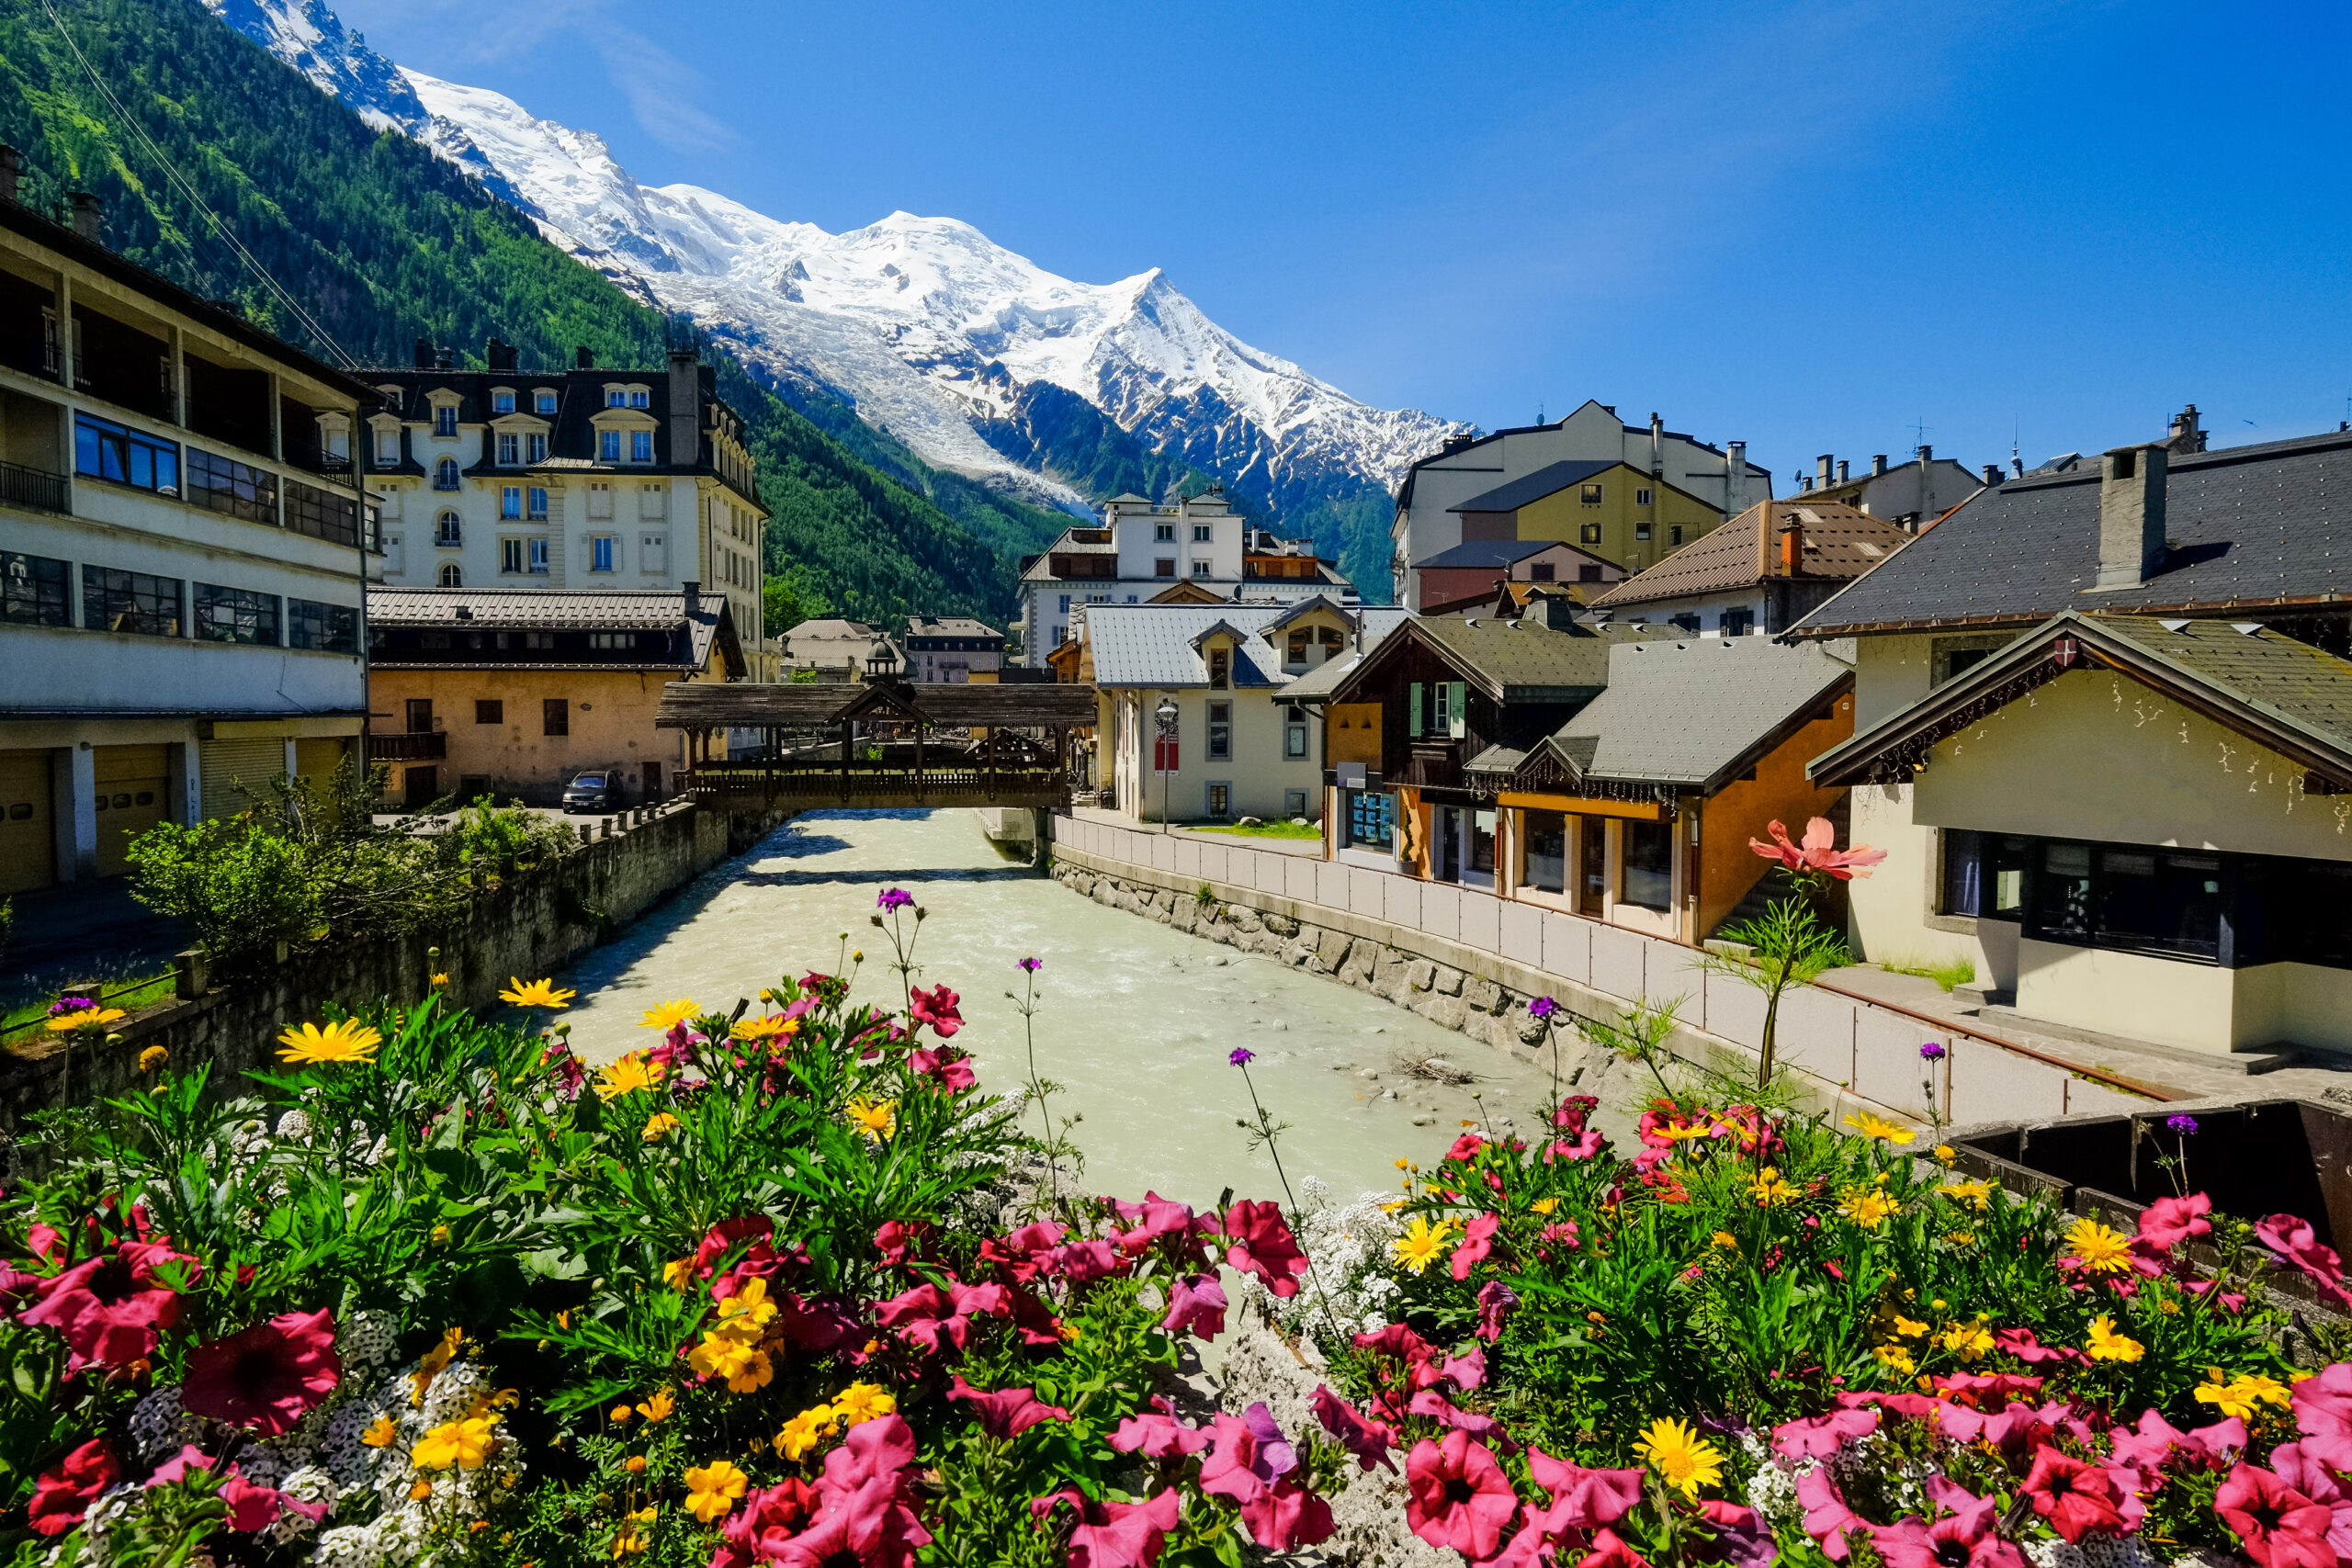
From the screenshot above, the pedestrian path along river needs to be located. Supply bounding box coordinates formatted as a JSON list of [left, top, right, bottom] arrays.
[[557, 809, 1607, 1206]]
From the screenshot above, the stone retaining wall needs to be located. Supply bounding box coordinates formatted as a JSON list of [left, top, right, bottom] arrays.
[[0, 802, 795, 1150]]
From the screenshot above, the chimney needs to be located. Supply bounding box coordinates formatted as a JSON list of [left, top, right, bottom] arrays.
[[0, 146, 20, 206], [1780, 513, 1804, 577], [2165, 403, 2207, 454], [1815, 454, 1834, 490], [66, 191, 102, 244], [413, 337, 435, 369], [1836, 458, 1849, 484], [435, 347, 455, 370], [1725, 440, 1745, 513], [574, 345, 594, 370], [1535, 590, 1577, 630], [1649, 411, 1664, 475], [1982, 463, 2001, 487], [667, 349, 701, 466], [1917, 443, 1933, 467], [485, 338, 515, 372], [1871, 453, 1888, 477], [2095, 445, 2168, 590], [683, 580, 701, 617]]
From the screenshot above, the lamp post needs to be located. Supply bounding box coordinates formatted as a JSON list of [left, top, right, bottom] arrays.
[[1154, 695, 1178, 834]]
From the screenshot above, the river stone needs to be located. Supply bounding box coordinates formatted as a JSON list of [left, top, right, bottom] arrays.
[[1263, 912, 1299, 938], [1401, 958, 1436, 994], [1411, 1114, 1433, 1126], [1464, 976, 1502, 1013], [1432, 964, 1465, 998], [1411, 989, 1468, 1032], [1230, 907, 1265, 935]]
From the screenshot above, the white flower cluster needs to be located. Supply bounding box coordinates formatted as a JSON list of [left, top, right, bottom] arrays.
[[311, 1347, 525, 1568], [1270, 1177, 1408, 1343]]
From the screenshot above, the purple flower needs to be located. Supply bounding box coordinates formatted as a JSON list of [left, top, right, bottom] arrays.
[[2167, 1114, 2199, 1136], [1018, 957, 1042, 973], [1228, 1047, 1255, 1067], [48, 997, 96, 1017], [1527, 996, 1559, 1021], [1919, 1041, 1948, 1061], [876, 888, 914, 912]]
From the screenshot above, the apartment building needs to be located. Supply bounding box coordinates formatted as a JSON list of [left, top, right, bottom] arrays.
[[364, 341, 767, 658], [1012, 485, 1352, 664], [1390, 399, 1773, 605], [0, 157, 376, 895], [903, 615, 1001, 682]]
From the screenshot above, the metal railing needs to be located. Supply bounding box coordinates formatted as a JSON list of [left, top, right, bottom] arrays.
[[0, 965, 187, 1052], [368, 732, 448, 762], [0, 458, 69, 514]]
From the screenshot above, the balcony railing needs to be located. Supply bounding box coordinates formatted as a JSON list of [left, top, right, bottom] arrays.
[[0, 458, 69, 514], [368, 732, 447, 762]]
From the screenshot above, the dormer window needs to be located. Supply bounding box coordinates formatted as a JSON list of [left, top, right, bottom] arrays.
[[527, 433, 548, 464], [606, 388, 627, 409], [1208, 646, 1229, 690], [535, 389, 558, 414], [628, 389, 650, 409], [631, 431, 653, 463], [496, 433, 520, 466], [601, 430, 621, 462], [434, 405, 458, 437], [492, 389, 515, 413]]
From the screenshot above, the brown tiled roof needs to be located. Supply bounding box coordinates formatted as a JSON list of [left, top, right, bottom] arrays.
[[367, 588, 708, 630], [1590, 501, 1912, 609]]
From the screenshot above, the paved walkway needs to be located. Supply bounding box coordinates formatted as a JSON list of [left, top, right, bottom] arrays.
[[1823, 964, 2352, 1107], [1067, 807, 1327, 857]]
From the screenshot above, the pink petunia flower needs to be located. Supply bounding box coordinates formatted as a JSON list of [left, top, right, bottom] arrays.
[[946, 1375, 1069, 1440], [1222, 1200, 1308, 1297], [909, 983, 963, 1038], [1198, 1406, 1335, 1551], [1110, 1403, 1214, 1460], [1310, 1385, 1397, 1472], [1403, 1431, 1519, 1560], [180, 1308, 340, 1436], [2257, 1214, 2352, 1314], [2018, 1445, 2129, 1543], [1161, 1274, 1227, 1340], [1476, 1280, 1520, 1343], [27, 1439, 117, 1536], [1450, 1213, 1501, 1281], [18, 1248, 187, 1368], [1524, 1446, 1643, 1529], [1798, 1467, 1866, 1561], [1032, 1487, 1182, 1568], [2218, 1461, 2338, 1568]]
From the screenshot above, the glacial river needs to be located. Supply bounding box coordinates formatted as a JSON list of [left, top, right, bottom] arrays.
[[558, 809, 1600, 1207]]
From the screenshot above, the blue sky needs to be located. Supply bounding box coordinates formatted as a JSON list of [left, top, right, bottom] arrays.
[[337, 0, 2352, 484]]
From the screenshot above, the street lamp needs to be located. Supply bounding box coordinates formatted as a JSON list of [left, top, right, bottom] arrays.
[[1154, 695, 1178, 834]]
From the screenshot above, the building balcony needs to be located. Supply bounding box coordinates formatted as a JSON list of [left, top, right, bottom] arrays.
[[1400, 741, 1464, 791], [0, 457, 69, 514], [368, 731, 447, 763]]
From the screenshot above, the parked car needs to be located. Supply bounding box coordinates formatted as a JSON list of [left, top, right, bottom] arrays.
[[561, 766, 625, 814]]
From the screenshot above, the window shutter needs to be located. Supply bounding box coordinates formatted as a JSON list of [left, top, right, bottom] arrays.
[[1448, 682, 1467, 739], [1408, 682, 1423, 739]]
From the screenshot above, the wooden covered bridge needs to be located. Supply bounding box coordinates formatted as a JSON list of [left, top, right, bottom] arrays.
[[656, 678, 1096, 809]]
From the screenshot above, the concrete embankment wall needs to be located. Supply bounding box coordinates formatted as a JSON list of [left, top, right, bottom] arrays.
[[0, 802, 794, 1145], [1046, 814, 2144, 1129]]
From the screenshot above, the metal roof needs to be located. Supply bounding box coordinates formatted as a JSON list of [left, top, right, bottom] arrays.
[[1787, 431, 2352, 637], [1413, 537, 1594, 571], [1543, 636, 1853, 791], [1449, 460, 1621, 515], [1394, 615, 1666, 701], [1083, 604, 1410, 689], [367, 587, 710, 630], [1591, 501, 1913, 609]]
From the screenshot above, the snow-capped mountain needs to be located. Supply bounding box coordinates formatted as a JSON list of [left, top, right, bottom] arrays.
[[201, 0, 1465, 520]]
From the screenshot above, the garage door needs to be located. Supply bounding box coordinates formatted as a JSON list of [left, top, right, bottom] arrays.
[[294, 737, 349, 794], [93, 744, 170, 878], [0, 750, 54, 896], [200, 738, 285, 822]]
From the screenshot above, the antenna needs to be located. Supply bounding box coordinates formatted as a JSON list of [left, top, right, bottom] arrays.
[[1910, 414, 1933, 449]]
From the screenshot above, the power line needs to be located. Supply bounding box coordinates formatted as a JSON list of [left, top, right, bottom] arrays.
[[40, 0, 359, 370]]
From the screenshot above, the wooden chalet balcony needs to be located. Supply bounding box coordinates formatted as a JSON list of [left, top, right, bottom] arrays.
[[1400, 740, 1465, 790], [368, 731, 447, 762]]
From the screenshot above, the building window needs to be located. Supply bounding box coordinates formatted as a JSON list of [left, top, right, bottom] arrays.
[[1470, 808, 1497, 875], [529, 538, 549, 574], [1283, 703, 1307, 759], [434, 405, 458, 437], [74, 413, 178, 494], [543, 698, 569, 737], [1285, 630, 1309, 668], [588, 482, 614, 519], [284, 479, 360, 547], [1668, 613, 1702, 635], [590, 536, 616, 572], [2, 551, 72, 627], [1528, 563, 1555, 581], [1206, 782, 1231, 819], [1579, 483, 1603, 504], [1635, 487, 1654, 507], [1343, 788, 1394, 851], [501, 538, 525, 575], [195, 582, 278, 646], [502, 486, 522, 519], [1634, 522, 1653, 541], [631, 431, 653, 463], [1155, 558, 1175, 578], [435, 457, 459, 490], [1578, 523, 1601, 545], [590, 631, 632, 650], [186, 447, 277, 525], [1193, 524, 1212, 542], [476, 699, 503, 725], [438, 563, 462, 587], [376, 428, 400, 464], [629, 389, 650, 409], [536, 390, 558, 415], [1622, 818, 1673, 910], [1941, 829, 2029, 919], [1669, 525, 1684, 547], [1719, 606, 1754, 637], [528, 487, 548, 521], [642, 533, 666, 574], [607, 389, 628, 409], [83, 566, 181, 637], [493, 390, 515, 414], [497, 432, 520, 466], [1208, 701, 1232, 760], [1057, 594, 1072, 614], [434, 511, 461, 547], [1155, 523, 1174, 541], [1524, 809, 1566, 893], [2029, 840, 2223, 962], [1578, 563, 1603, 582], [286, 598, 357, 652], [1192, 559, 1212, 579], [601, 430, 622, 462], [527, 434, 548, 464], [1283, 788, 1308, 818], [1208, 648, 1230, 690]]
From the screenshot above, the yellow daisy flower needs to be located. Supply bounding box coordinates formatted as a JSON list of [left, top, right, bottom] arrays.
[[732, 1014, 799, 1042], [641, 1113, 682, 1142], [595, 1052, 665, 1101], [361, 1415, 398, 1448], [724, 1348, 775, 1394], [639, 998, 700, 1031], [684, 1460, 749, 1524], [1390, 1214, 1456, 1275], [1838, 1188, 1899, 1227], [138, 1045, 169, 1072], [276, 1018, 383, 1066], [1940, 1179, 1996, 1212], [637, 1388, 675, 1424], [47, 1007, 128, 1033], [715, 1278, 779, 1338], [1843, 1111, 1917, 1145], [1749, 1167, 1799, 1207], [413, 1416, 497, 1471], [500, 976, 577, 1010], [775, 1404, 842, 1461], [611, 1506, 656, 1557], [1891, 1314, 1928, 1338], [2086, 1315, 2144, 1363], [2063, 1218, 2134, 1274], [1634, 1416, 1724, 1498], [846, 1097, 898, 1142], [1874, 1343, 1917, 1374], [1941, 1323, 1996, 1362], [688, 1333, 757, 1382], [1530, 1197, 1561, 1215], [831, 1382, 897, 1426]]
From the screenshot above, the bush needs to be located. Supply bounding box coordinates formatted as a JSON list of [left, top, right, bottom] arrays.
[[122, 816, 319, 972]]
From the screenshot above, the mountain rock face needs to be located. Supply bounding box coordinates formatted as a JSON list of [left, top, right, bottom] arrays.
[[200, 0, 1464, 537]]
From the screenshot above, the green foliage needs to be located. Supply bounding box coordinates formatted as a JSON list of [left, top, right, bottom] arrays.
[[1699, 897, 1853, 1089], [1878, 951, 1979, 992], [121, 814, 316, 972]]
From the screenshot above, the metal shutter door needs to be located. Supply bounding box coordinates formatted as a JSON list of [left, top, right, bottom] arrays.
[[0, 750, 54, 895], [199, 739, 285, 822]]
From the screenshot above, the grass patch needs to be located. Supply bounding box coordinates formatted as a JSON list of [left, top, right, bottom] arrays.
[[1185, 819, 1323, 840], [0, 970, 177, 1045], [1877, 952, 1978, 992]]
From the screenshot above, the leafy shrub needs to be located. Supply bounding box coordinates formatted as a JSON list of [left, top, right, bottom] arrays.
[[121, 816, 319, 973]]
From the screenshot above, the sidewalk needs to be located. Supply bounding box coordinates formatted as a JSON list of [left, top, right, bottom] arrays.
[[1067, 807, 1327, 858]]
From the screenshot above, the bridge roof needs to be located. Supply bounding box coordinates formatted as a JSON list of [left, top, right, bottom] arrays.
[[657, 680, 1096, 730]]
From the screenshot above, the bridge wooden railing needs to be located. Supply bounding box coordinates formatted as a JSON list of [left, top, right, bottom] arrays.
[[682, 762, 1071, 804]]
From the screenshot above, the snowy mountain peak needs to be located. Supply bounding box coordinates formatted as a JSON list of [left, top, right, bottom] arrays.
[[203, 0, 1468, 526]]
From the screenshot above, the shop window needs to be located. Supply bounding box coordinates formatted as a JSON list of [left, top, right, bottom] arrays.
[[1524, 809, 1566, 893], [1622, 818, 1673, 909], [1470, 809, 1497, 874], [1344, 788, 1394, 851]]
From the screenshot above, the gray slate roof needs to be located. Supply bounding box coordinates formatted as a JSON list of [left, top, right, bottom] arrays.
[[1084, 604, 1410, 689], [1408, 615, 1666, 699], [1450, 460, 1619, 515], [1414, 537, 1588, 570], [1543, 635, 1853, 790], [1788, 431, 2352, 636]]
